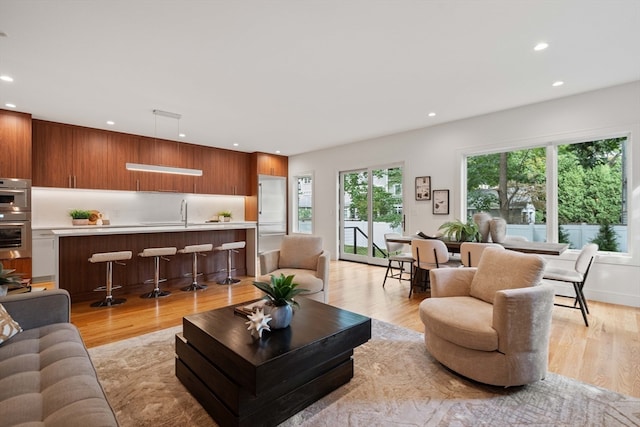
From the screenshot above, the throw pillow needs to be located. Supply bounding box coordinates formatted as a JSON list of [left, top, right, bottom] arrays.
[[0, 303, 23, 345], [279, 235, 323, 270], [469, 247, 546, 304]]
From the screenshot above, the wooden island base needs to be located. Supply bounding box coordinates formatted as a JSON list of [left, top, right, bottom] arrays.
[[57, 228, 252, 302]]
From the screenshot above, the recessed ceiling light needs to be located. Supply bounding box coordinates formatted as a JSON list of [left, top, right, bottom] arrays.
[[275, 150, 281, 154], [428, 112, 436, 117], [5, 103, 16, 108], [106, 120, 115, 125], [0, 75, 14, 82], [178, 133, 186, 138], [552, 81, 564, 87], [233, 143, 239, 147], [534, 42, 549, 51]]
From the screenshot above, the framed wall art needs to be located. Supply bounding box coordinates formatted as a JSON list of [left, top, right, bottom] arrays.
[[415, 176, 431, 200], [432, 189, 449, 215]]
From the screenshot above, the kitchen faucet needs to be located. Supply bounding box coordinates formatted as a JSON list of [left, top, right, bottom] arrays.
[[180, 199, 188, 227]]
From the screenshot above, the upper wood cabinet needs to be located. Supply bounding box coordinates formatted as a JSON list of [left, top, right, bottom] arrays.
[[33, 121, 110, 189], [72, 127, 110, 189], [32, 120, 75, 187], [107, 132, 141, 191], [0, 109, 32, 179], [193, 146, 249, 195], [134, 137, 196, 193], [255, 152, 288, 176], [31, 119, 252, 195]]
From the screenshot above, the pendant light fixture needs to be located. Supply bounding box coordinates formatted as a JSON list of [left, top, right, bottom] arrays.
[[125, 109, 202, 176]]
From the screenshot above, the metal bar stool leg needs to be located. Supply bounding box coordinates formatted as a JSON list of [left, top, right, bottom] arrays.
[[215, 241, 246, 285], [178, 244, 213, 291], [139, 247, 176, 298], [141, 256, 172, 298], [182, 252, 208, 291], [90, 250, 131, 307]]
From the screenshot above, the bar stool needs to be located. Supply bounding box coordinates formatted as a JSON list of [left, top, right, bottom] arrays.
[[178, 243, 213, 291], [89, 250, 132, 307], [138, 247, 177, 298], [215, 241, 246, 285]]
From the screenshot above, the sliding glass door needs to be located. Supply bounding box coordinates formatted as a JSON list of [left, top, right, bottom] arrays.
[[339, 164, 404, 265]]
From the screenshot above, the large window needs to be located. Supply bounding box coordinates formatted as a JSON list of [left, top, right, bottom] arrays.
[[466, 137, 628, 252]]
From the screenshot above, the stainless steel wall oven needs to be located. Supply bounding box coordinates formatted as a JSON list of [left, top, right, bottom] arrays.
[[0, 178, 31, 259]]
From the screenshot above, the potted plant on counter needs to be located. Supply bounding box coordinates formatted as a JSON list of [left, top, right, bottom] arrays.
[[438, 219, 480, 242], [69, 209, 91, 226], [252, 274, 308, 329], [218, 210, 232, 222]]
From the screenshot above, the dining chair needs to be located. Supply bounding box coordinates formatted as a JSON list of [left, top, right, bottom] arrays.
[[542, 243, 598, 326], [460, 242, 504, 267], [410, 239, 460, 298], [382, 233, 413, 288]]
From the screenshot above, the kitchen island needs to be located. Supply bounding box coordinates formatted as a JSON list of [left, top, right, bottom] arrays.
[[47, 222, 257, 302]]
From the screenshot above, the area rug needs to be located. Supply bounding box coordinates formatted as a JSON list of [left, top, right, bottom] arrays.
[[88, 320, 640, 426]]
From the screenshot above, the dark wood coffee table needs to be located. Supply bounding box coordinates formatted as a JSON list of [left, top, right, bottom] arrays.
[[175, 298, 371, 427]]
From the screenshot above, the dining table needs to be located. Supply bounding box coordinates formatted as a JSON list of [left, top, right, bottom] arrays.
[[386, 235, 569, 256]]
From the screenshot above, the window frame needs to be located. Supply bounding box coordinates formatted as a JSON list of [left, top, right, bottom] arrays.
[[458, 130, 633, 263], [292, 171, 314, 234]]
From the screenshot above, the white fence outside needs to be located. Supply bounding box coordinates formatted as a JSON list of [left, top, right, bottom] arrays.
[[343, 221, 628, 253]]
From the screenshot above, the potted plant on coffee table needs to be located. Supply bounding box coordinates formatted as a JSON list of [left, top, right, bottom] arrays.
[[252, 274, 308, 329]]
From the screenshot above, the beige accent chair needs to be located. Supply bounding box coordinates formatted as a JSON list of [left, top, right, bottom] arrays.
[[410, 239, 460, 298], [419, 247, 554, 386], [460, 242, 504, 267], [259, 235, 330, 303]]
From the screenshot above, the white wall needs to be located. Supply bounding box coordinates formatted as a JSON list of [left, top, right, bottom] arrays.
[[289, 81, 640, 307]]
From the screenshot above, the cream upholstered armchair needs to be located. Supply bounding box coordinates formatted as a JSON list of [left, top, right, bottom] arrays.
[[259, 235, 330, 303], [419, 247, 554, 387]]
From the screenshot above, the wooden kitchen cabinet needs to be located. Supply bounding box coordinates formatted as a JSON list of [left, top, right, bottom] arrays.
[[108, 132, 141, 191], [57, 228, 248, 302], [135, 137, 195, 193], [194, 146, 249, 195], [226, 150, 249, 195], [0, 109, 32, 180], [32, 120, 75, 187], [33, 121, 112, 189], [72, 127, 110, 189], [32, 118, 251, 196], [255, 152, 288, 176], [0, 258, 32, 280]]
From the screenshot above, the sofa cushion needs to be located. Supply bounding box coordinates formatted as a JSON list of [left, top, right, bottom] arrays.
[[0, 323, 118, 426], [470, 247, 546, 304], [279, 235, 323, 270], [259, 268, 324, 295], [0, 303, 22, 345], [420, 296, 498, 352]]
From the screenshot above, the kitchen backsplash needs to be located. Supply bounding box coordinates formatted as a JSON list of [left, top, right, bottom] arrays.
[[32, 187, 246, 228]]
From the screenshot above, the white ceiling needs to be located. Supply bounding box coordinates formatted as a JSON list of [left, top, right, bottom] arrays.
[[1, 1, 639, 156]]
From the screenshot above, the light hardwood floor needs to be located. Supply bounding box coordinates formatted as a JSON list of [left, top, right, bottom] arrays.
[[68, 260, 640, 398]]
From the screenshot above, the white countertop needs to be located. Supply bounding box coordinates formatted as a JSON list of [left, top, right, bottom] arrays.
[[42, 221, 257, 236]]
